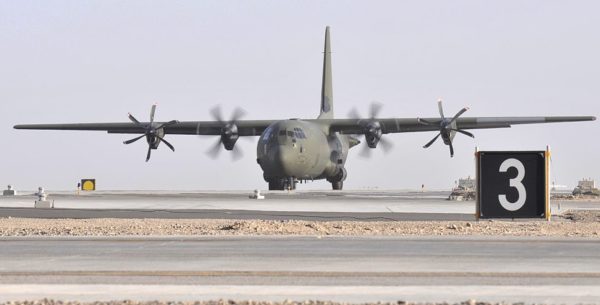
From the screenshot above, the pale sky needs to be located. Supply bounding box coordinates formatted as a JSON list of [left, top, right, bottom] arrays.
[[1, 0, 598, 191]]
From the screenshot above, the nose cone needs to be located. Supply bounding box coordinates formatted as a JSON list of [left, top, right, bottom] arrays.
[[274, 145, 298, 176], [262, 145, 299, 177]]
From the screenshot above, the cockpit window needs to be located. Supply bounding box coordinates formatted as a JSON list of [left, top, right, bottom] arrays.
[[293, 128, 306, 139], [262, 126, 274, 143], [276, 128, 306, 140]]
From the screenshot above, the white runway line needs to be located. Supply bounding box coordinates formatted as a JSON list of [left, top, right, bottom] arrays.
[[0, 285, 599, 304]]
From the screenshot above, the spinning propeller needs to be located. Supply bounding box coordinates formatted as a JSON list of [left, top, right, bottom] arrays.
[[418, 99, 474, 157], [204, 106, 247, 160], [123, 104, 179, 162], [348, 102, 393, 157]]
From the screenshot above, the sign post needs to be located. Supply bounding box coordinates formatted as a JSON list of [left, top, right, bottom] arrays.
[[476, 148, 550, 220]]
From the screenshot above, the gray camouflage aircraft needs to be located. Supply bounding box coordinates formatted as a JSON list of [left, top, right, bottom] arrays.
[[14, 27, 596, 190]]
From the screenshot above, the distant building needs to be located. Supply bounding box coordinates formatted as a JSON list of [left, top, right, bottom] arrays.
[[573, 178, 598, 196], [456, 176, 475, 191], [449, 176, 476, 201], [578, 178, 596, 192], [551, 181, 571, 192]]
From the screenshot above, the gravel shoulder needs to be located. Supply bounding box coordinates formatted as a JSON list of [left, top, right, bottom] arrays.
[[0, 210, 598, 237], [0, 299, 594, 305]]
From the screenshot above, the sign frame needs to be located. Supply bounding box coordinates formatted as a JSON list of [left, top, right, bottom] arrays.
[[475, 147, 551, 221]]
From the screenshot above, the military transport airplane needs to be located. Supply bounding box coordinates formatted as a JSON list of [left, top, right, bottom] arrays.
[[14, 27, 596, 190]]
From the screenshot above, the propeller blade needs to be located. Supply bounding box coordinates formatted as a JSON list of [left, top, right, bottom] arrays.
[[369, 102, 383, 119], [379, 137, 393, 153], [146, 146, 152, 162], [449, 141, 455, 158], [156, 120, 179, 130], [210, 106, 224, 123], [359, 144, 372, 158], [423, 133, 441, 148], [157, 136, 175, 152], [451, 128, 475, 138], [437, 99, 445, 120], [230, 107, 247, 123], [128, 113, 141, 125], [150, 104, 157, 123], [123, 135, 145, 145], [348, 108, 361, 120], [231, 145, 244, 161], [206, 138, 223, 159], [448, 107, 469, 125]]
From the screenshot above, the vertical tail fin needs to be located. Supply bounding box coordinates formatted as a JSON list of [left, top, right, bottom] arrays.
[[318, 26, 333, 119]]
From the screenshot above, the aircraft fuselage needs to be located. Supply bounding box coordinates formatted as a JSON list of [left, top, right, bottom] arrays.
[[257, 119, 349, 190]]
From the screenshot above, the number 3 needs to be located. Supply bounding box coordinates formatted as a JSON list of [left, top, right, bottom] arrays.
[[498, 158, 526, 211]]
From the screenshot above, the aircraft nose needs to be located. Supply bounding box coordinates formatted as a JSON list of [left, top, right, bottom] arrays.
[[272, 145, 296, 176]]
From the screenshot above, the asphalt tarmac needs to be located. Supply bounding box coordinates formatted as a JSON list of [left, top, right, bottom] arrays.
[[2, 190, 599, 303], [0, 207, 475, 221], [0, 236, 599, 303]]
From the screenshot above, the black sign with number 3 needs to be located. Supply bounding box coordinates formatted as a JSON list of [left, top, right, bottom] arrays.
[[477, 151, 548, 219]]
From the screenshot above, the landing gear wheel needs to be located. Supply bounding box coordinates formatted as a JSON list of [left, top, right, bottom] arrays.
[[268, 180, 285, 191], [329, 167, 346, 190], [332, 181, 343, 190]]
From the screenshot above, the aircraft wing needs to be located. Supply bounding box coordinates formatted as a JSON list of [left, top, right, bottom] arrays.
[[14, 116, 596, 136], [328, 116, 596, 134], [13, 120, 274, 136]]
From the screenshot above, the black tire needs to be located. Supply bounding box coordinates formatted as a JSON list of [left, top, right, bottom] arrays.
[[268, 180, 285, 191], [332, 181, 343, 190]]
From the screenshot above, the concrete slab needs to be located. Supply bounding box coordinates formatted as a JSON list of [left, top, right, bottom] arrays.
[[0, 190, 596, 220]]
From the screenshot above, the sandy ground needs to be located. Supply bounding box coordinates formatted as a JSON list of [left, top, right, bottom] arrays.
[[0, 210, 598, 237]]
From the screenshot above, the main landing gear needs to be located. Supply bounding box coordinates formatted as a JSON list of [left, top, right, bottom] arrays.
[[268, 177, 297, 191], [267, 169, 346, 191], [331, 181, 343, 190], [327, 167, 347, 191]]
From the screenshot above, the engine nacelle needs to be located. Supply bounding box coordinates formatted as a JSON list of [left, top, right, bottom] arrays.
[[440, 119, 456, 145], [146, 128, 165, 149], [364, 121, 383, 148], [221, 123, 239, 150]]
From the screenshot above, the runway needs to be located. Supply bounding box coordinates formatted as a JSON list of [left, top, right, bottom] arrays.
[[2, 190, 599, 303], [0, 207, 474, 221], [0, 190, 596, 220], [0, 236, 599, 303]]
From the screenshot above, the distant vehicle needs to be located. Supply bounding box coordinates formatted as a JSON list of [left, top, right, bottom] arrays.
[[14, 27, 596, 190]]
